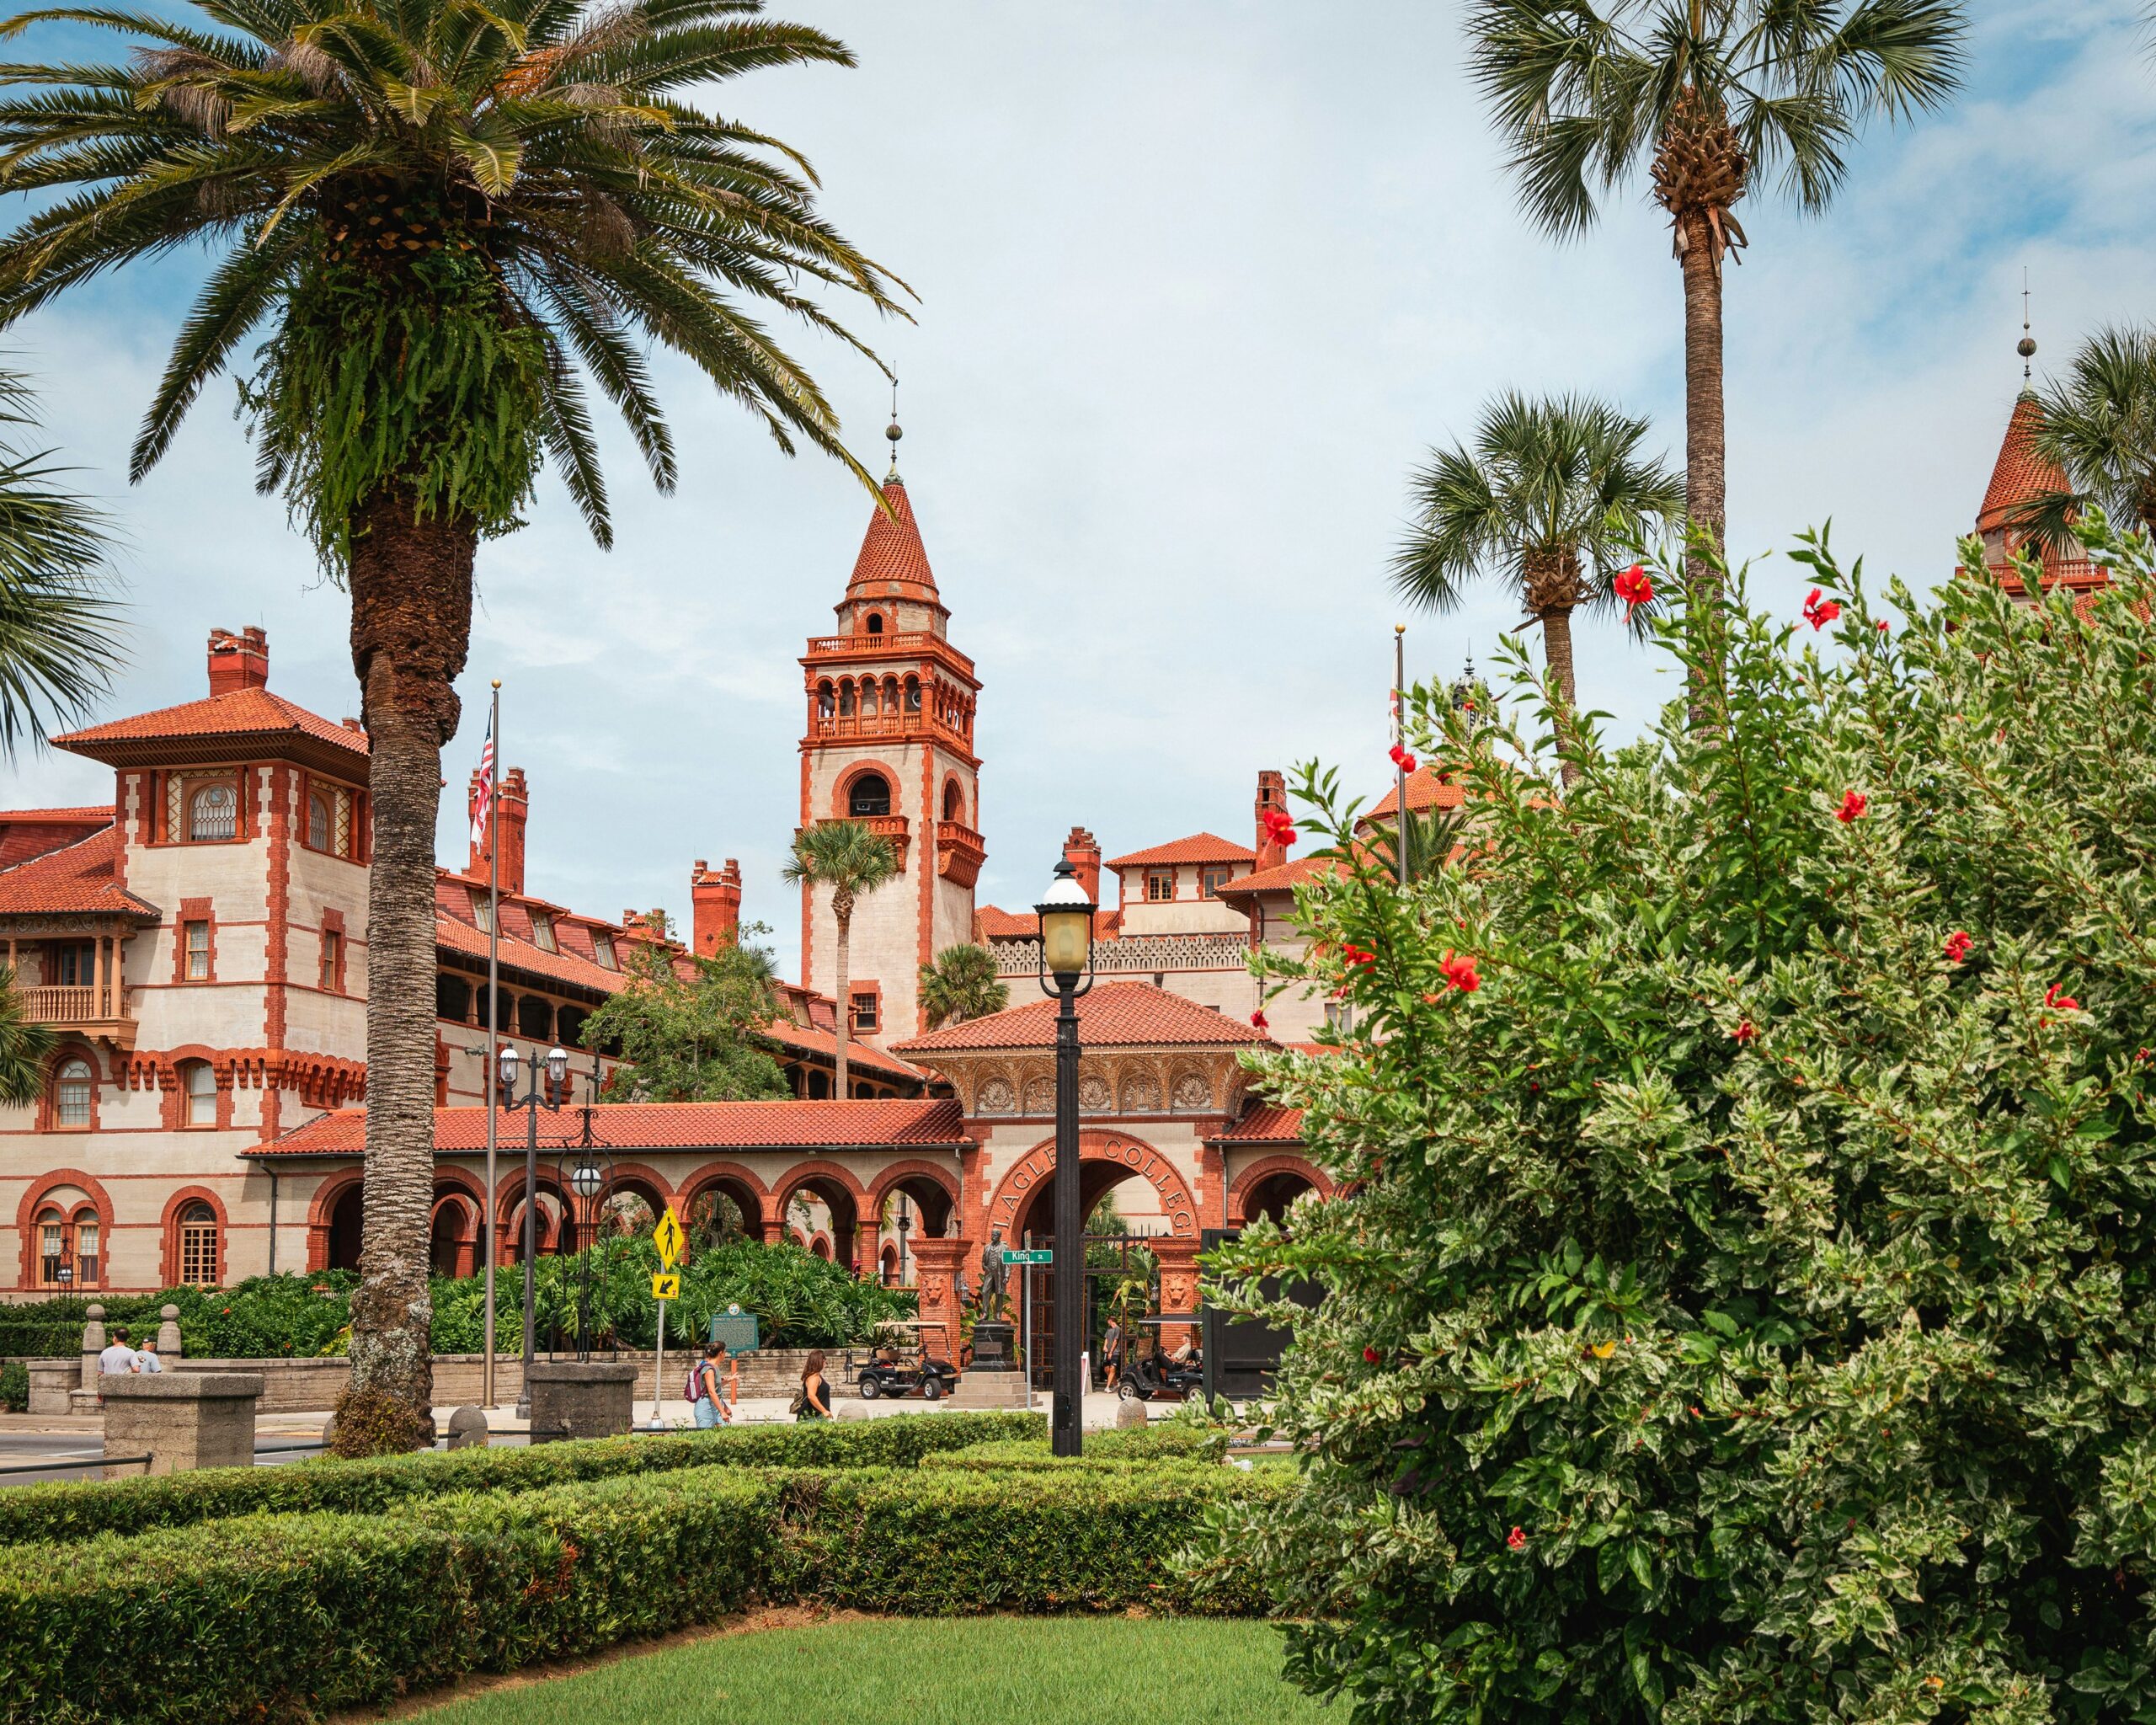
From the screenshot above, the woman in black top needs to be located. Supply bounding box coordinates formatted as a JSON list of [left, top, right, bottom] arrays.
[[798, 1348, 832, 1421]]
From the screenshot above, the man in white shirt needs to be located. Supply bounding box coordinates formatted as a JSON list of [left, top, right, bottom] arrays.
[[97, 1326, 140, 1375], [135, 1338, 163, 1373]]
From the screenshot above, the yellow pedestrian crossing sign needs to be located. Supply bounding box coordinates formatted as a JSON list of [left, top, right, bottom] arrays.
[[651, 1272, 680, 1300], [653, 1206, 685, 1268]]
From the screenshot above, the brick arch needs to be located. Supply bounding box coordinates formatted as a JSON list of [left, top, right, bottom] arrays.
[[494, 1167, 574, 1258], [16, 1167, 116, 1290], [865, 1160, 961, 1236], [985, 1128, 1198, 1243], [306, 1168, 366, 1273], [584, 1161, 673, 1229], [675, 1162, 771, 1242], [159, 1185, 230, 1287], [1227, 1155, 1331, 1226], [938, 771, 969, 825], [830, 758, 902, 820], [772, 1160, 869, 1262]]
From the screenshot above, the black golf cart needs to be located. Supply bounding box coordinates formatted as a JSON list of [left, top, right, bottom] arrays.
[[850, 1319, 962, 1402], [1116, 1315, 1203, 1402]]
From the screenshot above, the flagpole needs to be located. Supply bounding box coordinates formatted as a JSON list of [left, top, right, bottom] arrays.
[[1393, 625, 1409, 884], [482, 681, 501, 1410]]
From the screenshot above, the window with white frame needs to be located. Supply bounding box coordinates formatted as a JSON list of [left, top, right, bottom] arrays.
[[181, 1060, 217, 1128], [53, 1057, 91, 1127]]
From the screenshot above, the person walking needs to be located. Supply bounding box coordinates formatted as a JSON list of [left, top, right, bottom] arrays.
[[713, 1341, 740, 1414], [134, 1337, 163, 1374], [97, 1326, 139, 1376], [796, 1349, 831, 1422], [691, 1343, 728, 1429]]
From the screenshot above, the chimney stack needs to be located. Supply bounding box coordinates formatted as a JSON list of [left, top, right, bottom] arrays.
[[691, 858, 744, 956], [206, 627, 269, 697], [1255, 769, 1287, 869], [467, 766, 528, 896], [1062, 826, 1101, 905]]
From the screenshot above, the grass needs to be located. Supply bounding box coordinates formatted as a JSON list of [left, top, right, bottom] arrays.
[[404, 1615, 1322, 1724]]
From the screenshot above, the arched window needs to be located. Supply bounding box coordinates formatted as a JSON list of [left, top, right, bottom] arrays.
[[181, 1060, 217, 1128], [838, 681, 855, 718], [904, 677, 921, 714], [188, 782, 238, 842], [178, 1200, 217, 1286], [865, 611, 884, 637], [849, 773, 891, 819], [816, 681, 835, 719], [942, 781, 963, 823], [73, 1212, 99, 1284], [307, 792, 331, 852], [35, 1207, 64, 1285], [862, 680, 879, 717], [52, 1058, 91, 1129], [883, 677, 899, 713]]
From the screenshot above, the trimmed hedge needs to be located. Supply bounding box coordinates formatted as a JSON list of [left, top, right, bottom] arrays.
[[0, 1410, 1042, 1548], [918, 1427, 1232, 1471], [0, 1462, 1280, 1723]]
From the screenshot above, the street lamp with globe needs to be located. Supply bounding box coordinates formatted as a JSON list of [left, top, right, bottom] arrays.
[[1033, 857, 1097, 1455], [501, 1042, 571, 1413]]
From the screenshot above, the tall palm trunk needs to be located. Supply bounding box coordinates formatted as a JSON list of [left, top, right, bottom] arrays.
[[830, 886, 854, 1100], [1678, 207, 1727, 593], [339, 485, 475, 1450], [1541, 603, 1581, 788], [1524, 548, 1583, 788]]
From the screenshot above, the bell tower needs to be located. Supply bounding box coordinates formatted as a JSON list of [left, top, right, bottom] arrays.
[[798, 419, 985, 1053]]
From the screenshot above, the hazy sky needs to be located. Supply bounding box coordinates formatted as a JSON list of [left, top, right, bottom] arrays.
[[5, 0, 2152, 984]]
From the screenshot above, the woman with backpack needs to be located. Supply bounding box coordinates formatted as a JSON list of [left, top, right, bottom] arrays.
[[794, 1349, 832, 1421], [688, 1343, 729, 1429]]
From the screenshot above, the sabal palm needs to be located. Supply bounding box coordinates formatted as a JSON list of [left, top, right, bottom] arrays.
[[0, 964, 53, 1103], [2019, 325, 2156, 550], [0, 365, 119, 757], [918, 942, 1006, 1030], [0, 0, 903, 1441], [1467, 0, 1965, 599], [1395, 393, 1680, 777], [780, 818, 896, 1100]]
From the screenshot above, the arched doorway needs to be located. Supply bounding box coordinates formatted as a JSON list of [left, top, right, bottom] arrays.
[[326, 1183, 364, 1271], [1242, 1169, 1316, 1225], [772, 1164, 867, 1274], [430, 1194, 476, 1279], [679, 1166, 766, 1249]]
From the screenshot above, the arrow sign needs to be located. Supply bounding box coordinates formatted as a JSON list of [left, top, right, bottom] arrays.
[[653, 1206, 685, 1268], [651, 1271, 680, 1300]]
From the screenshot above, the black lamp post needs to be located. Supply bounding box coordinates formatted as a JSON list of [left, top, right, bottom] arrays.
[[1034, 857, 1097, 1457], [895, 1194, 912, 1286], [502, 1041, 571, 1416]]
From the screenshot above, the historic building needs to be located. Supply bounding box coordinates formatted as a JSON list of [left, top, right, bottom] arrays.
[[0, 360, 2063, 1306]]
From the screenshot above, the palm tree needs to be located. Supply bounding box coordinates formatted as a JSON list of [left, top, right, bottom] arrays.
[[1394, 393, 1680, 779], [0, 964, 53, 1102], [2017, 325, 2156, 551], [1466, 0, 1966, 600], [781, 820, 897, 1100], [0, 365, 119, 756], [0, 0, 905, 1446], [919, 943, 1007, 1030]]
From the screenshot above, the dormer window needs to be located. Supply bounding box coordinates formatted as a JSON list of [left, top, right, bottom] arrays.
[[1146, 868, 1176, 903], [591, 932, 617, 969], [530, 911, 557, 953], [470, 893, 493, 934]]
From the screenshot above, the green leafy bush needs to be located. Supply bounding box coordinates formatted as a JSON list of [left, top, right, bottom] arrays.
[[0, 1459, 1277, 1722], [0, 1360, 24, 1413], [0, 1410, 1041, 1548], [1211, 523, 2156, 1722], [921, 1426, 1233, 1472]]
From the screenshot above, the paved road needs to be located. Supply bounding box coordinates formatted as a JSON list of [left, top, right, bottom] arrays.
[[0, 1429, 339, 1484]]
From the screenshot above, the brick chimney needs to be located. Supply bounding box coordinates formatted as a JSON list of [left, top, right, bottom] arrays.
[[1062, 826, 1101, 905], [206, 627, 269, 696], [1255, 769, 1288, 870], [467, 766, 528, 895], [691, 858, 744, 955]]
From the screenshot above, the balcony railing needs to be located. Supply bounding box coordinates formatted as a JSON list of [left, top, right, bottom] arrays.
[[936, 821, 985, 889], [798, 814, 911, 864], [14, 983, 136, 1045], [812, 712, 932, 742]]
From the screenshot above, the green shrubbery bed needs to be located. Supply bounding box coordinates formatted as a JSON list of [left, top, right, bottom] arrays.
[[0, 1410, 1043, 1547], [0, 1423, 1272, 1723]]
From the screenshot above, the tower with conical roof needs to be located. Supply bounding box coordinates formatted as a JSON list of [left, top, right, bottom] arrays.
[[1973, 319, 2105, 602], [797, 418, 985, 1065]]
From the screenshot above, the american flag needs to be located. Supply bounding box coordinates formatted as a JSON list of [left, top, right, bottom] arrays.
[[470, 713, 495, 850]]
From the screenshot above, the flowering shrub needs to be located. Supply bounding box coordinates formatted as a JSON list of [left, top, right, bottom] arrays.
[[1211, 519, 2156, 1723]]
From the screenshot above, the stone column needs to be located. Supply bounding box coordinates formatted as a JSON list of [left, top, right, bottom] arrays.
[[156, 1305, 183, 1358], [760, 1217, 784, 1247], [1155, 1241, 1202, 1354], [100, 1373, 263, 1476], [909, 1238, 969, 1364], [79, 1303, 105, 1391]]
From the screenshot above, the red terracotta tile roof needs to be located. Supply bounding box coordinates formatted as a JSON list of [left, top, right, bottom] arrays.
[[1104, 833, 1257, 870], [0, 805, 112, 823], [434, 897, 627, 995], [255, 1097, 972, 1156], [1212, 854, 1344, 901], [974, 905, 1039, 939], [894, 980, 1273, 1054], [1208, 1104, 1305, 1144], [1977, 390, 2106, 592], [844, 477, 942, 608], [0, 826, 157, 919], [760, 1017, 926, 1082], [1368, 767, 1469, 819], [0, 806, 116, 870], [56, 686, 369, 772]]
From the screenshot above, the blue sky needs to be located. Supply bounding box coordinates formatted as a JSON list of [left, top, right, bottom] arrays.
[[4, 0, 2153, 983]]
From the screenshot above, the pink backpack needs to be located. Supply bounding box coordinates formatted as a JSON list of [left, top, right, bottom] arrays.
[[683, 1365, 704, 1404]]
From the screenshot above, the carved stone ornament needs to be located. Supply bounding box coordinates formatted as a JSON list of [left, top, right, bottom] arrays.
[[1171, 1071, 1212, 1113], [1077, 1072, 1112, 1114], [977, 1076, 1016, 1115]]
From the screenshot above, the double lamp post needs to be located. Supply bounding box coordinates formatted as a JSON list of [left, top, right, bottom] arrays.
[[1034, 857, 1097, 1458]]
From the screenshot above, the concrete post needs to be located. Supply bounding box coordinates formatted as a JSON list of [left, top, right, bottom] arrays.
[[99, 1373, 263, 1476], [79, 1303, 105, 1391], [525, 1360, 638, 1443], [156, 1305, 183, 1359]]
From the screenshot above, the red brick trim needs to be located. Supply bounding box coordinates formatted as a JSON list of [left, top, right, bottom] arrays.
[[864, 1158, 961, 1226], [263, 766, 290, 1047], [173, 898, 216, 985], [830, 758, 902, 821], [1226, 1154, 1331, 1226], [846, 980, 884, 1041], [675, 1162, 772, 1242], [15, 1167, 115, 1291], [158, 1184, 229, 1287], [590, 1162, 675, 1227], [318, 907, 348, 995], [984, 1128, 1198, 1243], [305, 1168, 365, 1273]]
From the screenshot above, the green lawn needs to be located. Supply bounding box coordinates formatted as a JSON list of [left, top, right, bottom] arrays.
[[409, 1616, 1322, 1724]]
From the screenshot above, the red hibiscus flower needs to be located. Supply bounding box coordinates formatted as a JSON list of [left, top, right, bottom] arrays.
[[1876, 619, 1890, 633], [1733, 1019, 1757, 1042], [1364, 1345, 1381, 1365], [1614, 563, 1653, 615], [1943, 931, 1972, 965], [1803, 587, 1843, 631], [1251, 1010, 1268, 1031], [2045, 984, 2081, 1012], [1837, 791, 1867, 823], [1507, 1527, 1527, 1551], [1440, 952, 1481, 992]]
